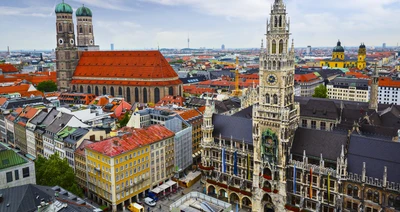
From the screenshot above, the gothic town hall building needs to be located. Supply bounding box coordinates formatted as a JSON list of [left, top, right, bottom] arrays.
[[200, 0, 400, 212], [55, 2, 182, 103]]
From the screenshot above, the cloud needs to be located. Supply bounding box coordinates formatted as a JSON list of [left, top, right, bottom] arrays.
[[0, 6, 53, 17], [71, 0, 133, 11]]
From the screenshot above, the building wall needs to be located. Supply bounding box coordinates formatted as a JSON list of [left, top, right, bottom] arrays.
[[35, 131, 44, 157], [86, 145, 151, 212], [74, 151, 87, 192], [327, 85, 370, 102], [5, 118, 14, 146], [0, 161, 36, 189], [43, 134, 55, 158], [149, 137, 174, 188], [0, 114, 6, 143], [26, 129, 36, 158], [378, 86, 400, 105], [72, 84, 182, 104], [299, 80, 324, 97], [15, 124, 28, 154]]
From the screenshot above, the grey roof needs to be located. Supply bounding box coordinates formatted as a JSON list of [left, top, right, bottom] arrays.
[[187, 98, 240, 114], [0, 184, 96, 212], [1, 97, 48, 110], [232, 105, 253, 119], [299, 98, 339, 120], [41, 109, 60, 127], [29, 110, 48, 125], [329, 77, 369, 90], [64, 128, 89, 145], [292, 128, 348, 161], [347, 135, 400, 183], [212, 114, 253, 144], [45, 113, 73, 134]]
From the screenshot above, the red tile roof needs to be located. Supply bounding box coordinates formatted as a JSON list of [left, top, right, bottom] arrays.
[[0, 72, 56, 85], [378, 77, 400, 88], [72, 51, 182, 86], [295, 73, 320, 83], [86, 125, 174, 157], [155, 95, 185, 106], [0, 97, 7, 106], [0, 84, 30, 94], [0, 64, 18, 73], [183, 85, 215, 95], [178, 109, 202, 121]]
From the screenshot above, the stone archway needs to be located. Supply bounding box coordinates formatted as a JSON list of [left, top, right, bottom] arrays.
[[219, 189, 228, 202], [230, 192, 240, 204], [242, 196, 252, 209], [207, 185, 216, 196], [262, 193, 275, 212]]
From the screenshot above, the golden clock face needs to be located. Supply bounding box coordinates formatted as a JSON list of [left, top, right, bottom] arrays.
[[267, 74, 277, 85]]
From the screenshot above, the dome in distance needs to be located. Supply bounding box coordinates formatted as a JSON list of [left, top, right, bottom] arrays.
[[55, 1, 73, 14], [333, 40, 344, 52], [76, 5, 92, 17], [359, 43, 366, 49]]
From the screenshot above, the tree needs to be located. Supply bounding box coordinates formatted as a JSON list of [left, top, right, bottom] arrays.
[[35, 154, 83, 197], [37, 80, 57, 92], [313, 84, 328, 98], [118, 112, 131, 128]]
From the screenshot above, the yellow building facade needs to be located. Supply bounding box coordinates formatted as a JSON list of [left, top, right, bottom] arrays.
[[85, 125, 175, 212], [320, 41, 366, 70]]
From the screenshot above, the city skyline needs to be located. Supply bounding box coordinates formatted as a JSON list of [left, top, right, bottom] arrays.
[[1, 0, 400, 50]]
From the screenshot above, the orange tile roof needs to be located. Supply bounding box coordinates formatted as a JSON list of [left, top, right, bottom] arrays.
[[0, 97, 7, 106], [44, 92, 61, 98], [90, 96, 110, 106], [0, 84, 30, 94], [58, 93, 97, 105], [0, 64, 18, 73], [0, 72, 56, 84], [86, 125, 174, 157], [72, 51, 182, 86], [178, 109, 202, 121], [346, 71, 370, 79], [378, 77, 400, 88], [19, 90, 44, 98], [183, 85, 215, 95], [155, 95, 185, 106], [295, 73, 320, 83]]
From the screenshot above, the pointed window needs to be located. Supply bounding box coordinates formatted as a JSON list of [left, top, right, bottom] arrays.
[[266, 94, 270, 104], [79, 25, 83, 33], [169, 86, 174, 95], [154, 88, 160, 103], [89, 26, 92, 33], [274, 16, 278, 27], [127, 87, 131, 102], [279, 16, 282, 27], [95, 86, 99, 96], [88, 86, 91, 94], [69, 23, 72, 32], [103, 86, 107, 95], [279, 40, 284, 54], [272, 40, 277, 54], [110, 87, 115, 96], [118, 87, 123, 96], [80, 86, 83, 93], [143, 88, 148, 103], [273, 94, 278, 104], [135, 87, 139, 102]]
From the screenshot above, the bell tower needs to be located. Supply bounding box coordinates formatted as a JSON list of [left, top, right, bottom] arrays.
[[55, 1, 78, 91], [357, 43, 367, 70], [252, 0, 299, 211], [76, 5, 95, 47]]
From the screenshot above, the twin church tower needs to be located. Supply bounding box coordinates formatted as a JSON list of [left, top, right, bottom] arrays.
[[55, 1, 97, 90]]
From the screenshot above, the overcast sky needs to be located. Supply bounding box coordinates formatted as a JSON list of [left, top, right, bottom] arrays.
[[1, 0, 400, 51]]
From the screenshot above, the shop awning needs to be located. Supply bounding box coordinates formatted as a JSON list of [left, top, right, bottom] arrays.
[[159, 184, 169, 190], [165, 180, 177, 187], [151, 187, 162, 194]]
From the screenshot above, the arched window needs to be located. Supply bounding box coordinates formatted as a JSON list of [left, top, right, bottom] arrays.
[[353, 186, 358, 198], [347, 185, 353, 196], [72, 85, 76, 91], [58, 23, 62, 32], [143, 88, 148, 103], [102, 86, 106, 95], [169, 87, 173, 96], [394, 196, 400, 208], [118, 87, 122, 96], [135, 87, 139, 102], [367, 190, 373, 201], [279, 40, 284, 54], [274, 16, 278, 27], [89, 26, 92, 33], [374, 192, 379, 203], [110, 87, 115, 96], [279, 15, 282, 27], [126, 87, 131, 103], [95, 86, 99, 96], [272, 40, 277, 54], [79, 25, 83, 33], [273, 61, 276, 70], [69, 23, 72, 32], [80, 86, 83, 93], [154, 88, 160, 103], [87, 86, 91, 94], [388, 195, 394, 207], [273, 94, 278, 104], [277, 61, 281, 70], [266, 94, 270, 104]]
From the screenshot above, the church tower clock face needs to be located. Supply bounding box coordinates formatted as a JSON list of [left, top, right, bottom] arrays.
[[267, 74, 277, 85]]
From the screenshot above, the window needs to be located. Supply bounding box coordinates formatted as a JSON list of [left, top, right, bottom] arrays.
[[79, 25, 83, 33], [6, 171, 12, 183], [15, 170, 19, 180], [58, 23, 62, 32], [272, 40, 277, 54], [311, 121, 316, 129], [22, 167, 30, 178], [279, 39, 283, 54], [302, 120, 307, 128], [143, 88, 148, 103], [320, 122, 326, 130], [273, 94, 278, 104], [154, 88, 160, 103], [266, 94, 270, 104]]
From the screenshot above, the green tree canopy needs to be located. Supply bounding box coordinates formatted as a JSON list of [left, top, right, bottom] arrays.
[[35, 154, 83, 197], [313, 84, 328, 98], [118, 112, 131, 128], [36, 80, 57, 92]]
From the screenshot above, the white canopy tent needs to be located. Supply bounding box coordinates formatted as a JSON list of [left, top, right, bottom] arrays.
[[151, 187, 163, 194]]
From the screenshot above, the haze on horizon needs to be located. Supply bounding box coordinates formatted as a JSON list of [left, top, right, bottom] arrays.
[[1, 0, 400, 51]]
